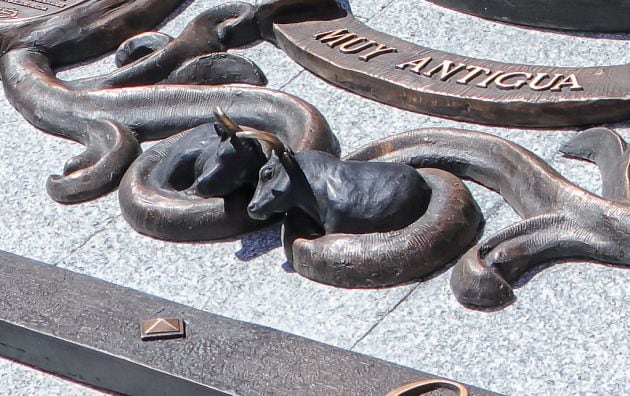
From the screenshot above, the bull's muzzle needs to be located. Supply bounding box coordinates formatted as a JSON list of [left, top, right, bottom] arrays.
[[247, 202, 269, 220]]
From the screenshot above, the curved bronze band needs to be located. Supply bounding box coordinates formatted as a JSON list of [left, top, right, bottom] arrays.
[[264, 4, 630, 127], [387, 379, 469, 396], [426, 0, 630, 33], [349, 127, 630, 308]]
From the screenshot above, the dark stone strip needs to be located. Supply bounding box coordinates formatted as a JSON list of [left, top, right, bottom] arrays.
[[0, 250, 500, 395]]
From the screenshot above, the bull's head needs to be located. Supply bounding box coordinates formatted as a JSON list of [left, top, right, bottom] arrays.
[[240, 130, 294, 220], [243, 131, 319, 224], [193, 107, 268, 197]]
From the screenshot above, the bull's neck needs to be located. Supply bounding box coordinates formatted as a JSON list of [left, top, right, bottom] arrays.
[[291, 155, 325, 230]]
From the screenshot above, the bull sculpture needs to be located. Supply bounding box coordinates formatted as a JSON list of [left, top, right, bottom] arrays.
[[245, 132, 431, 234], [241, 131, 482, 288], [119, 107, 339, 241], [192, 108, 270, 198]]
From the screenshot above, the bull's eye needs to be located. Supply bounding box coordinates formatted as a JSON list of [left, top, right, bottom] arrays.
[[261, 167, 274, 181]]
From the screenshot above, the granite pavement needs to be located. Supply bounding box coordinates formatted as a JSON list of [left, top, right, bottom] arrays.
[[0, 0, 628, 395]]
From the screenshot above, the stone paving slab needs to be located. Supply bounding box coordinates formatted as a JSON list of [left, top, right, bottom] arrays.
[[57, 215, 417, 350], [1, 0, 629, 395]]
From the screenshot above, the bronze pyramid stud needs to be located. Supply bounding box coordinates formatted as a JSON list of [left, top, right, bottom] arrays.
[[140, 318, 186, 341]]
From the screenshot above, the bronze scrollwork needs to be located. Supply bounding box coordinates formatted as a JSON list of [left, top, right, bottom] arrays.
[[348, 127, 630, 308], [0, 1, 337, 204], [1, 0, 629, 310]]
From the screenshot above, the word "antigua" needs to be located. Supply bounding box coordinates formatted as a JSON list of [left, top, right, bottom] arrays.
[[395, 57, 583, 92], [314, 28, 583, 93]]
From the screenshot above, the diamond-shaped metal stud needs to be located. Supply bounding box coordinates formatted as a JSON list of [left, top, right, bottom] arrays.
[[140, 318, 186, 341]]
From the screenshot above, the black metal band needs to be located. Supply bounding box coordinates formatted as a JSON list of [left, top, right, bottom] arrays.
[[426, 0, 630, 32]]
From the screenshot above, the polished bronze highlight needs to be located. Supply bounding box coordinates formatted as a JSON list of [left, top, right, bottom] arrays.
[[387, 379, 469, 396]]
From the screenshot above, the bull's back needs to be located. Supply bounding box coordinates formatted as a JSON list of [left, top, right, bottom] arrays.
[[326, 161, 431, 233]]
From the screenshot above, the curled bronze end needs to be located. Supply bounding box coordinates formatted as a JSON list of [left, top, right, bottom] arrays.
[[386, 378, 469, 396]]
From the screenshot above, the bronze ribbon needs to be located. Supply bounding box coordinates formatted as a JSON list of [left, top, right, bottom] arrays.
[[264, 3, 630, 127]]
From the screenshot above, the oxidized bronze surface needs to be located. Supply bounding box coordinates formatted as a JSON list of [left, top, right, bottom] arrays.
[[426, 0, 630, 32], [0, 1, 338, 214], [348, 127, 630, 308], [0, 0, 628, 312]]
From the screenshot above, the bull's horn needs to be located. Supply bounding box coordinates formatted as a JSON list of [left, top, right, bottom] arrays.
[[235, 130, 292, 157], [212, 106, 242, 137]]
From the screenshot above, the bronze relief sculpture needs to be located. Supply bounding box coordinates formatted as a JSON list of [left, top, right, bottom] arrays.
[[0, 1, 337, 204], [0, 0, 628, 312], [240, 125, 482, 288], [347, 127, 630, 308], [120, 108, 482, 286]]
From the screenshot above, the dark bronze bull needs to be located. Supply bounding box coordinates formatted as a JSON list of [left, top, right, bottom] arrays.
[[243, 131, 482, 288], [118, 107, 338, 241]]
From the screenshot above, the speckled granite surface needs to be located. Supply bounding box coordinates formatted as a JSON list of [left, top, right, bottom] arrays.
[[0, 1, 628, 395]]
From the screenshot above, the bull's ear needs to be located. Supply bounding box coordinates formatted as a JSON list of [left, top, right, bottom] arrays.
[[279, 152, 307, 185], [278, 151, 321, 225]]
